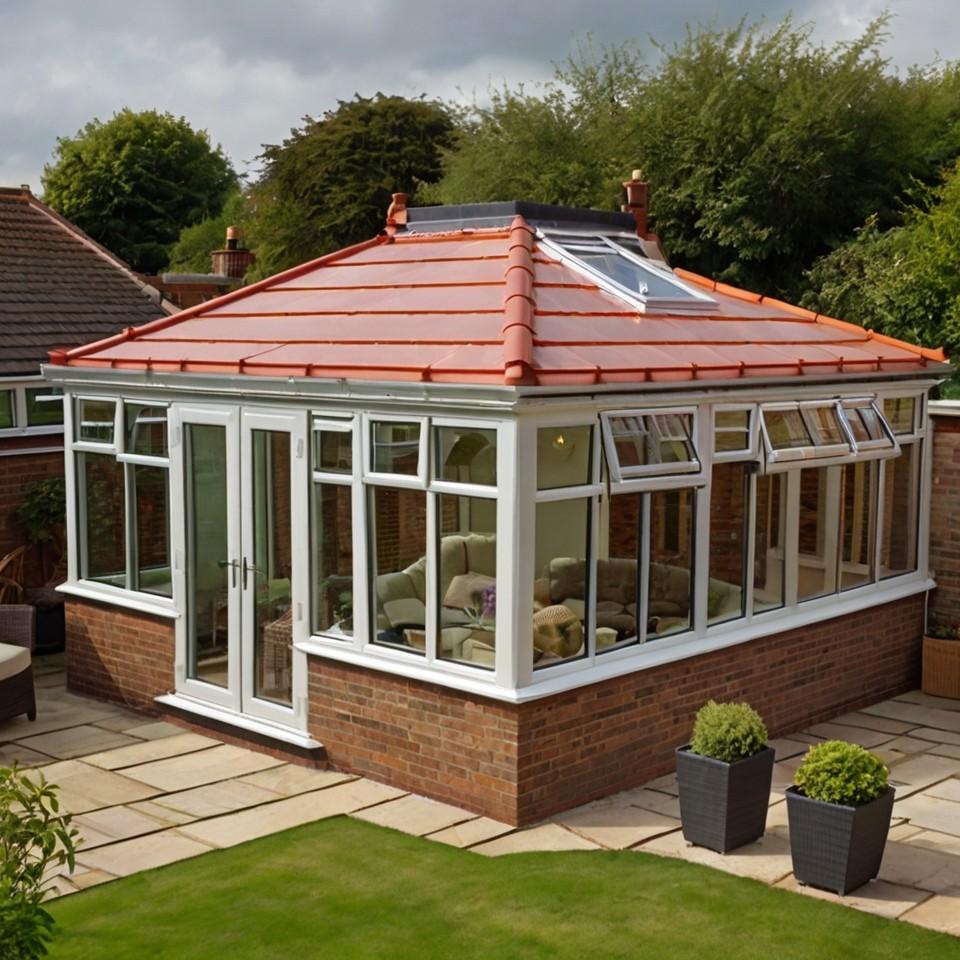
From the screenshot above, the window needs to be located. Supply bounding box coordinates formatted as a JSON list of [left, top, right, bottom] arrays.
[[753, 473, 786, 613], [647, 488, 695, 638], [881, 442, 920, 578], [601, 410, 701, 483], [435, 426, 497, 486], [884, 396, 917, 435], [537, 425, 593, 490], [0, 390, 13, 429], [714, 408, 752, 455], [73, 399, 170, 597], [25, 387, 63, 426], [839, 398, 896, 455], [708, 463, 748, 624], [596, 493, 641, 652], [797, 466, 838, 601], [539, 231, 718, 311], [313, 424, 352, 475], [0, 383, 65, 432], [840, 461, 878, 590], [760, 402, 850, 465], [371, 420, 421, 476]]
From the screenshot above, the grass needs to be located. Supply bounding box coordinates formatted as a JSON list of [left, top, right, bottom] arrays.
[[49, 817, 955, 959]]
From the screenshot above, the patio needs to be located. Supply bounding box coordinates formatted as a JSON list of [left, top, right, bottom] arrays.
[[2, 654, 958, 938]]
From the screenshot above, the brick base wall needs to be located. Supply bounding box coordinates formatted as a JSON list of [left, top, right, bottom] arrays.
[[930, 412, 960, 625], [308, 593, 923, 825], [66, 597, 175, 713]]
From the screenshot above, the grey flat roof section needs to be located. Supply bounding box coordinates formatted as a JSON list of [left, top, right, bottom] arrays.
[[405, 201, 637, 235]]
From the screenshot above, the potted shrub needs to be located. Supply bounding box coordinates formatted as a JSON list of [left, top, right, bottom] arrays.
[[787, 740, 893, 895], [922, 622, 960, 700], [676, 700, 774, 853]]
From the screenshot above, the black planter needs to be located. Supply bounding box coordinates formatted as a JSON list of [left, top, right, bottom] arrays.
[[676, 745, 775, 853], [786, 785, 895, 895]]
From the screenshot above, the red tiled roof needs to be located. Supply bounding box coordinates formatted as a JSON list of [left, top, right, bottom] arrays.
[[0, 187, 172, 376], [53, 215, 947, 387]]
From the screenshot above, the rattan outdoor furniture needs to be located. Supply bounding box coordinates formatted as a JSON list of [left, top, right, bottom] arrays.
[[0, 604, 37, 723]]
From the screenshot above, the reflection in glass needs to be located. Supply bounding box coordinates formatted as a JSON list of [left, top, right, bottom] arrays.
[[714, 409, 750, 453], [25, 387, 63, 426], [754, 474, 785, 613], [125, 404, 167, 457], [435, 426, 497, 486], [533, 497, 590, 667], [312, 483, 353, 636], [764, 409, 811, 450], [708, 463, 747, 624], [596, 493, 640, 652], [371, 487, 427, 653], [133, 464, 171, 597], [78, 452, 124, 586], [646, 488, 694, 638], [78, 398, 116, 443], [840, 461, 877, 590], [881, 443, 919, 578], [313, 427, 352, 474], [807, 405, 845, 446], [797, 466, 837, 601], [437, 494, 497, 668], [0, 390, 13, 428], [537, 425, 593, 489], [884, 397, 916, 435], [372, 421, 420, 475]]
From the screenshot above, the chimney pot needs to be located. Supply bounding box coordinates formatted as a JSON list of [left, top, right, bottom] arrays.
[[225, 225, 239, 250], [211, 226, 254, 279], [622, 169, 649, 239], [385, 192, 408, 233]]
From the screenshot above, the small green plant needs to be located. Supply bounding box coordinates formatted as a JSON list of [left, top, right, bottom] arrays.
[[926, 621, 960, 640], [793, 740, 889, 807], [12, 478, 65, 547], [0, 765, 79, 960], [689, 700, 768, 763]]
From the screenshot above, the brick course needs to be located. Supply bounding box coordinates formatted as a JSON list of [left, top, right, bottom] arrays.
[[65, 597, 174, 712], [308, 592, 923, 824]]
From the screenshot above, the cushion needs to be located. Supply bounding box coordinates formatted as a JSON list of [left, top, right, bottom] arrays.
[[560, 597, 586, 621], [0, 643, 30, 682], [596, 627, 619, 649], [547, 558, 586, 605], [533, 604, 583, 658], [463, 534, 497, 577], [648, 600, 684, 618], [597, 558, 637, 606], [381, 597, 426, 628], [444, 573, 496, 611]]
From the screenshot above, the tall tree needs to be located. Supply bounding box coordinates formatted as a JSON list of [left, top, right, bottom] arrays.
[[42, 109, 236, 274], [246, 94, 455, 278]]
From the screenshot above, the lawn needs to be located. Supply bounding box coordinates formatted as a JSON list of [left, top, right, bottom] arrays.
[[49, 817, 954, 959]]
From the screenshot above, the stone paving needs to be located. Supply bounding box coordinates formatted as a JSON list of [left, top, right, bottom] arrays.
[[2, 653, 959, 938]]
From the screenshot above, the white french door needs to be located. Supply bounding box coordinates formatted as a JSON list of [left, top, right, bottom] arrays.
[[171, 404, 309, 728]]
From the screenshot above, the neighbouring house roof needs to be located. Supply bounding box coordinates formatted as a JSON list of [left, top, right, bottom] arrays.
[[0, 186, 172, 377], [51, 202, 948, 388]]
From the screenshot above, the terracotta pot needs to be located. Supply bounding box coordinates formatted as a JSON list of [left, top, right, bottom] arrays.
[[922, 634, 960, 700]]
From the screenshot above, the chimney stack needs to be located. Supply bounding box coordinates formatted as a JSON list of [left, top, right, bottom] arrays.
[[385, 192, 408, 234], [622, 169, 649, 238], [211, 225, 255, 279]]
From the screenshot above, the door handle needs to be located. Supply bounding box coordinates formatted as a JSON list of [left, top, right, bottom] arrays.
[[218, 558, 238, 587], [242, 557, 261, 589]]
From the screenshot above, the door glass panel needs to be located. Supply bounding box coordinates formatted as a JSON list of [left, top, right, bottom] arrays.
[[251, 430, 293, 706], [186, 424, 230, 688]]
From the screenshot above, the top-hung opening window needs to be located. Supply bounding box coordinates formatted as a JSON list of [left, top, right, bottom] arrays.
[[601, 409, 703, 486], [538, 231, 718, 312]]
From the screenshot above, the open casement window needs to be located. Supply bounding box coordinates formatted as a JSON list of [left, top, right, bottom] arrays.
[[838, 399, 898, 458], [538, 231, 718, 312], [601, 410, 704, 489]]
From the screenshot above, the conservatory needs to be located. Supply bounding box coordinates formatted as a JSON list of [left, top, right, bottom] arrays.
[[46, 191, 946, 824]]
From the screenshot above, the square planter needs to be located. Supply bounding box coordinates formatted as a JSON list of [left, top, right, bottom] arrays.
[[676, 745, 775, 853], [922, 635, 960, 700], [786, 785, 895, 895]]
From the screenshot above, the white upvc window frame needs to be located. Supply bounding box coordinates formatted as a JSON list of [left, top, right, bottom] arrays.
[[839, 397, 899, 458], [712, 403, 759, 461], [760, 400, 852, 469], [363, 414, 429, 489], [0, 377, 65, 439]]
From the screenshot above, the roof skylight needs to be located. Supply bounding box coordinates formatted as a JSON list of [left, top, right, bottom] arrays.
[[539, 230, 718, 312]]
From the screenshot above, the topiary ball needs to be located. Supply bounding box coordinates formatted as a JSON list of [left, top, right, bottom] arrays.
[[793, 740, 889, 807], [689, 700, 768, 763]]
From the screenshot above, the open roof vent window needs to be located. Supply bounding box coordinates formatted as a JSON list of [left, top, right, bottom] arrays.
[[539, 230, 718, 312], [759, 398, 897, 471], [601, 409, 704, 488]]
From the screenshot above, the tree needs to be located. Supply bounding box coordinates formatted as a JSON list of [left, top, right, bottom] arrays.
[[246, 94, 455, 278], [42, 109, 237, 274], [168, 191, 249, 274]]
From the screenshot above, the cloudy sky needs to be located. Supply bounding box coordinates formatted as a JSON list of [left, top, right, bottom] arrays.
[[3, 0, 957, 191]]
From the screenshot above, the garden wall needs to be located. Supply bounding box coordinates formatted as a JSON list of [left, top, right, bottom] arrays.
[[929, 403, 960, 626]]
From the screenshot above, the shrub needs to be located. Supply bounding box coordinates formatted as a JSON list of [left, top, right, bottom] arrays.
[[0, 765, 78, 960], [689, 700, 768, 763], [793, 740, 889, 807]]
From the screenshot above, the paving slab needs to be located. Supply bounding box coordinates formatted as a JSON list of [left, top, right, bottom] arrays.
[[120, 743, 285, 792], [830, 712, 919, 735], [909, 727, 960, 746], [554, 802, 679, 850], [28, 760, 160, 813], [121, 721, 188, 740], [862, 701, 960, 734], [929, 744, 960, 760], [803, 722, 894, 749], [0, 703, 126, 740], [896, 691, 960, 712], [900, 886, 960, 935], [643, 773, 678, 796], [776, 876, 930, 920], [83, 733, 221, 770], [126, 799, 198, 826], [237, 764, 355, 797], [140, 779, 282, 819], [882, 736, 940, 755], [769, 737, 812, 760], [91, 711, 154, 733], [927, 779, 960, 803], [889, 756, 960, 797], [73, 804, 172, 850], [70, 869, 117, 891], [77, 829, 213, 877], [428, 817, 515, 849], [641, 828, 794, 884], [353, 794, 474, 837], [617, 787, 681, 819], [905, 830, 960, 857], [889, 823, 925, 842], [472, 823, 600, 856], [0, 742, 54, 767], [770, 757, 804, 797], [896, 794, 960, 837], [179, 779, 406, 848], [879, 840, 960, 891]]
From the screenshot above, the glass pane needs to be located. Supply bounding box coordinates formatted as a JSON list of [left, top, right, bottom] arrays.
[[806, 405, 845, 445], [313, 427, 352, 474], [881, 443, 919, 578], [647, 488, 694, 638], [133, 464, 171, 597], [715, 409, 750, 453], [577, 251, 702, 302], [848, 404, 884, 443], [435, 426, 497, 486], [609, 416, 652, 468], [764, 409, 811, 450], [25, 387, 63, 426], [597, 493, 640, 651], [0, 390, 13, 428], [186, 424, 229, 688], [125, 404, 167, 457], [533, 498, 590, 667], [884, 397, 916, 435], [537, 425, 593, 489], [78, 398, 116, 443], [437, 495, 497, 668], [797, 466, 838, 601], [754, 474, 785, 613], [312, 483, 353, 636], [372, 421, 420, 475], [708, 463, 747, 625], [608, 413, 696, 472], [840, 461, 877, 591], [251, 430, 293, 706], [78, 453, 124, 586], [371, 487, 427, 653]]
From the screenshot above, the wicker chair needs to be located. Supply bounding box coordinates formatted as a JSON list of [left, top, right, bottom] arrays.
[[0, 604, 37, 723], [0, 545, 28, 604]]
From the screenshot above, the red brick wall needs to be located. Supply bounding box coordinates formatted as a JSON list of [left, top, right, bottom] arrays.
[[66, 597, 175, 712], [929, 412, 960, 625], [308, 592, 923, 825]]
